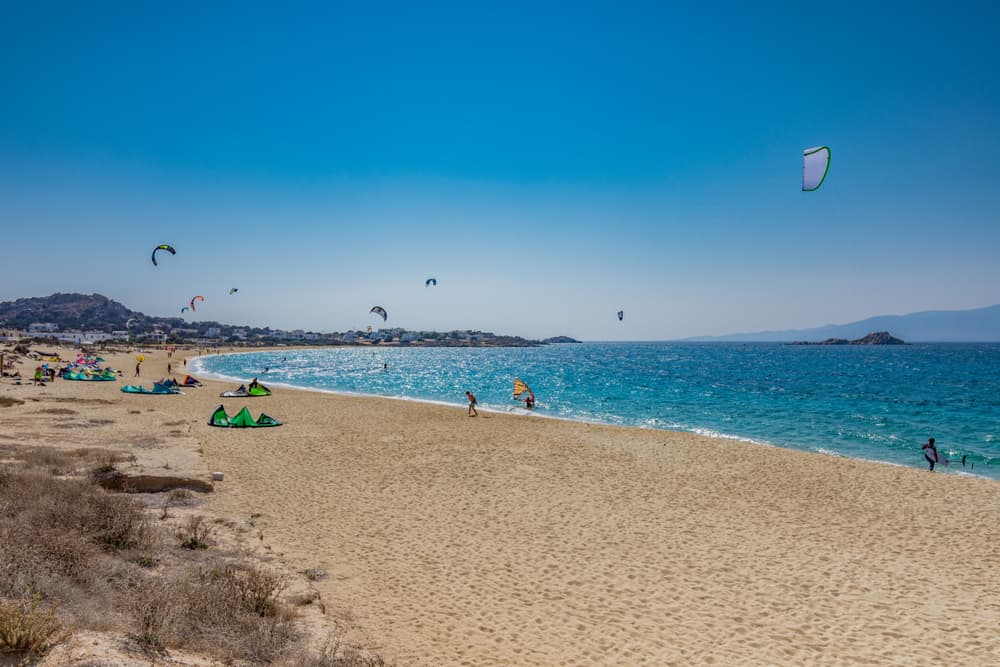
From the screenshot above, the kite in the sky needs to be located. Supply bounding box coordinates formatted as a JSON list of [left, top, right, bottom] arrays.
[[425, 278, 437, 286], [802, 146, 830, 191], [190, 295, 205, 311], [370, 306, 388, 321], [617, 310, 624, 322], [229, 288, 238, 295], [126, 317, 139, 329], [181, 307, 190, 314], [151, 244, 176, 266]]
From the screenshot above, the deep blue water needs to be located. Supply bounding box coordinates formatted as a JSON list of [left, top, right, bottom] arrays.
[[192, 343, 1000, 479]]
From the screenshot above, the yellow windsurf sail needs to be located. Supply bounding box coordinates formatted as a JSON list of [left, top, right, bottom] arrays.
[[513, 378, 534, 399]]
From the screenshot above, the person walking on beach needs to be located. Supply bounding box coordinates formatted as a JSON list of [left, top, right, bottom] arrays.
[[466, 391, 478, 417], [922, 437, 938, 471], [167, 362, 172, 375], [134, 361, 141, 377]]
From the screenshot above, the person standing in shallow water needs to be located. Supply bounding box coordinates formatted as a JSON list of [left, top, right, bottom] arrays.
[[922, 437, 938, 471], [466, 391, 478, 417]]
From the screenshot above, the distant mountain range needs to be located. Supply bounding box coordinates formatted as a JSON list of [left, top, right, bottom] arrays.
[[685, 304, 1000, 343]]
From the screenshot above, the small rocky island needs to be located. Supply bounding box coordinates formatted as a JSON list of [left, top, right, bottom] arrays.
[[788, 331, 907, 346]]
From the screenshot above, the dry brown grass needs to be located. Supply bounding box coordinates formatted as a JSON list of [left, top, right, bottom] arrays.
[[0, 595, 68, 657], [121, 563, 297, 662], [278, 638, 388, 667], [0, 469, 152, 558], [176, 515, 213, 550], [0, 453, 385, 665], [167, 488, 194, 506]]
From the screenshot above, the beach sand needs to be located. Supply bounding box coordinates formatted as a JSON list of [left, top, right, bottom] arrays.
[[3, 347, 999, 665]]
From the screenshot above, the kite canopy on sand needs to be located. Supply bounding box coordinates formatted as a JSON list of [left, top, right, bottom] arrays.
[[370, 306, 388, 321], [208, 405, 282, 428], [802, 146, 831, 191], [121, 382, 179, 395], [151, 244, 175, 266]]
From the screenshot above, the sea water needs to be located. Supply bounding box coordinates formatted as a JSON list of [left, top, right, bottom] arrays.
[[191, 343, 1000, 479]]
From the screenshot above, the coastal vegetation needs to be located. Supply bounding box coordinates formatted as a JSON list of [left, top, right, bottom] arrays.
[[0, 441, 385, 665]]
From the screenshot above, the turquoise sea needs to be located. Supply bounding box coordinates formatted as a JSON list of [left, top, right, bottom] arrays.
[[192, 343, 1000, 479]]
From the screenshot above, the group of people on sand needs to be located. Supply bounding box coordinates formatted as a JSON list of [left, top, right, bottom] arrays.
[[464, 389, 534, 417]]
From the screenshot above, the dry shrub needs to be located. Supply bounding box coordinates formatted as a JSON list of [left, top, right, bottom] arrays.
[[167, 488, 194, 506], [0, 469, 151, 555], [91, 455, 118, 475], [87, 491, 152, 550], [0, 445, 78, 476], [168, 564, 296, 663], [279, 638, 388, 667], [0, 397, 24, 408], [125, 578, 177, 652], [303, 568, 328, 582], [176, 515, 213, 550], [0, 595, 68, 657]]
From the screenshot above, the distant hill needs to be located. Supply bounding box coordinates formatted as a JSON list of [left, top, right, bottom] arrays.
[[0, 293, 184, 333], [686, 304, 1000, 343], [788, 331, 907, 346]]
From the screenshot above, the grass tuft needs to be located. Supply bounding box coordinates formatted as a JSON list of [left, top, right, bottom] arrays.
[[176, 515, 213, 550], [0, 595, 68, 656]]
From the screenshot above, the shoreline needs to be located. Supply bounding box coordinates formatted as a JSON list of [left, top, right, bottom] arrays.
[[191, 349, 996, 482]]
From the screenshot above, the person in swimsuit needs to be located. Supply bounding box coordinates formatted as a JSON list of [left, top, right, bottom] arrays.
[[921, 437, 938, 472], [466, 391, 478, 417]]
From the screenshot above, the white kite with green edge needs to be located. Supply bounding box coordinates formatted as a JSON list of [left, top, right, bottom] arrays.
[[802, 146, 830, 191]]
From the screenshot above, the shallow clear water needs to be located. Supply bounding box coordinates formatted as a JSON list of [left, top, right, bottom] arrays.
[[192, 343, 1000, 479]]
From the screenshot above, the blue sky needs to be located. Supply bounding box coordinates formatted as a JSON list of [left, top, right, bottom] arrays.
[[2, 2, 998, 340]]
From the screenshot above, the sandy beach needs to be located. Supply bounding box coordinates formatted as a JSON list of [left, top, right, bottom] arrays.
[[3, 346, 999, 666]]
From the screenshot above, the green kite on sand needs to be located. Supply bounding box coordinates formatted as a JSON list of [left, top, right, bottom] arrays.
[[208, 404, 282, 428]]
